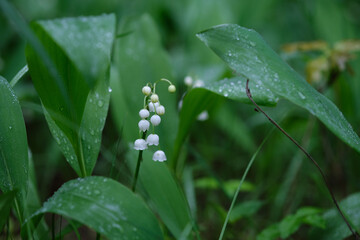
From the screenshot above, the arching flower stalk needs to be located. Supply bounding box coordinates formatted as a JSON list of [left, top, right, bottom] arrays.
[[132, 78, 176, 192]]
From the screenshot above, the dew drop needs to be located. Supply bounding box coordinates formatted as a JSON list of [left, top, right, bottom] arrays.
[[108, 87, 112, 93], [298, 91, 306, 100], [8, 126, 12, 130], [97, 100, 104, 107], [250, 41, 256, 47]]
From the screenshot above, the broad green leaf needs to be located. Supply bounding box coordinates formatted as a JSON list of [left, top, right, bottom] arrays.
[[0, 191, 16, 232], [171, 78, 275, 172], [26, 15, 115, 176], [26, 176, 163, 240], [127, 151, 193, 239], [257, 207, 324, 240], [195, 178, 255, 195], [309, 192, 360, 240], [44, 71, 111, 176], [229, 200, 264, 222], [111, 14, 178, 153], [197, 24, 360, 153], [0, 76, 28, 223], [203, 76, 278, 106]]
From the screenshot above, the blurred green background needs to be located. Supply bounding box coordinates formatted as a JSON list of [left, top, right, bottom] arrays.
[[1, 0, 360, 239]]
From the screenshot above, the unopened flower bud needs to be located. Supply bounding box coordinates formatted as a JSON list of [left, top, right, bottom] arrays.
[[156, 105, 165, 115], [139, 109, 150, 118], [150, 114, 161, 126], [168, 85, 176, 93], [151, 94, 159, 103], [142, 86, 151, 95]]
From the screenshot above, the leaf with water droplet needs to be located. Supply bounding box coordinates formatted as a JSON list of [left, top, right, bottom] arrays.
[[26, 15, 116, 176], [197, 24, 360, 153], [25, 176, 163, 239], [128, 151, 192, 239], [0, 76, 28, 223]]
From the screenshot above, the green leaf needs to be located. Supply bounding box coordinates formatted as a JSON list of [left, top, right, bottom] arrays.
[[0, 76, 28, 223], [309, 192, 360, 240], [197, 24, 360, 153], [229, 200, 264, 222], [26, 15, 115, 176], [171, 77, 275, 172], [257, 206, 324, 239], [0, 191, 17, 232], [127, 151, 193, 239], [203, 76, 278, 106], [111, 14, 178, 153], [26, 176, 163, 240], [195, 178, 254, 195]]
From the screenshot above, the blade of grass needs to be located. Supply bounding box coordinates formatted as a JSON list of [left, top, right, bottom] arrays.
[[219, 127, 274, 239]]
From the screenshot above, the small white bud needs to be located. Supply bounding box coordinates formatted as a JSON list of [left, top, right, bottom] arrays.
[[150, 114, 161, 126], [151, 94, 159, 103], [142, 86, 151, 95], [193, 79, 204, 88], [152, 150, 167, 162], [149, 102, 160, 112], [146, 134, 159, 146], [134, 139, 147, 150], [168, 85, 176, 93], [184, 76, 193, 86], [138, 119, 150, 132], [139, 109, 150, 118], [156, 105, 165, 115]]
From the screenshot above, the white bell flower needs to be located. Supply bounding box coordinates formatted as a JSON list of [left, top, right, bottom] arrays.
[[148, 102, 160, 112], [150, 115, 161, 126], [134, 139, 147, 150], [146, 134, 159, 146], [153, 150, 167, 162], [156, 105, 165, 115], [138, 119, 150, 132], [184, 76, 193, 86], [193, 79, 204, 88], [142, 86, 151, 96], [139, 109, 150, 118]]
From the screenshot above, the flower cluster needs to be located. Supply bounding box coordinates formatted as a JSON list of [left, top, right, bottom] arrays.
[[133, 79, 176, 162], [181, 75, 209, 121]]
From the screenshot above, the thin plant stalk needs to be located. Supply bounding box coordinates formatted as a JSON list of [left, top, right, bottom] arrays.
[[132, 131, 147, 192], [245, 79, 360, 239], [10, 65, 28, 87], [219, 128, 273, 240]]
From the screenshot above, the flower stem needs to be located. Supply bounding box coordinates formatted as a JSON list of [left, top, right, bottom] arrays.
[[132, 131, 146, 192]]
